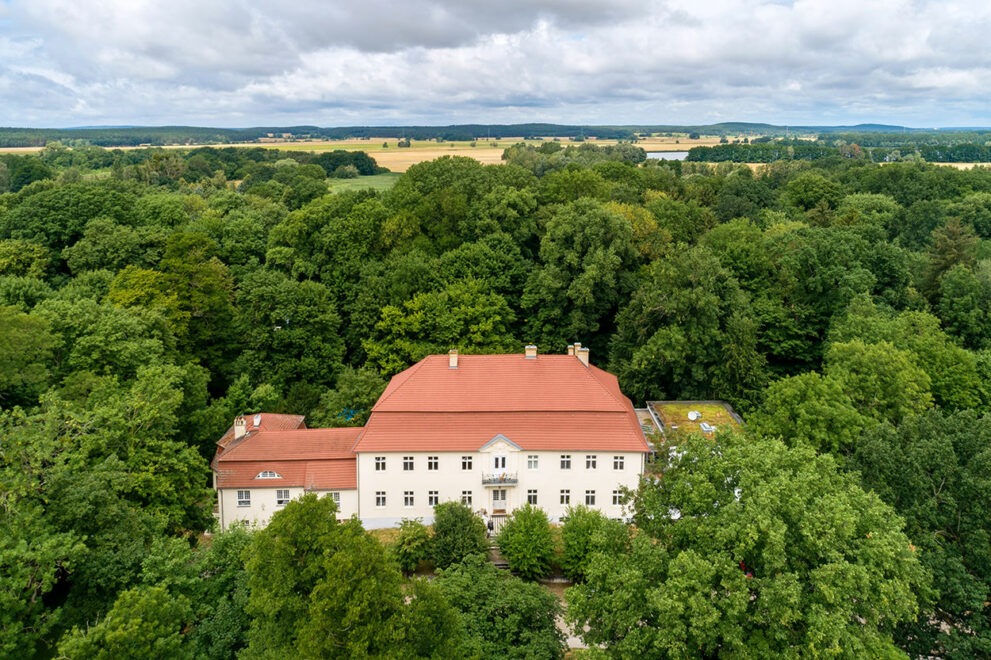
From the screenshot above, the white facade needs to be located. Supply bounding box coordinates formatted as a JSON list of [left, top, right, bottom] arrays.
[[218, 486, 358, 530], [356, 443, 644, 529]]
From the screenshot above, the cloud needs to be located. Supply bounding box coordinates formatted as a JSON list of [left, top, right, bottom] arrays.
[[0, 0, 989, 127]]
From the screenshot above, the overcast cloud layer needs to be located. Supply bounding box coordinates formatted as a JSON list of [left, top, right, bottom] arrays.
[[1, 0, 989, 128]]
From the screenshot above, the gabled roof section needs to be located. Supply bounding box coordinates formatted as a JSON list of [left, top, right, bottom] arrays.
[[216, 413, 306, 451], [480, 434, 522, 451], [221, 428, 361, 462], [372, 354, 629, 413]]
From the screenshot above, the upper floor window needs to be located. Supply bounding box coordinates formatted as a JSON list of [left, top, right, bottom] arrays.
[[237, 490, 251, 507], [560, 455, 572, 470], [330, 492, 341, 505], [428, 456, 439, 471], [255, 470, 282, 479], [527, 455, 539, 470], [494, 455, 506, 470], [585, 455, 597, 470], [462, 456, 473, 471], [276, 489, 290, 506], [403, 456, 414, 471], [375, 456, 386, 471], [613, 456, 625, 470]]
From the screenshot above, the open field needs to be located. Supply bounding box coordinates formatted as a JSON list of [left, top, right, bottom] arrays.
[[327, 172, 402, 192]]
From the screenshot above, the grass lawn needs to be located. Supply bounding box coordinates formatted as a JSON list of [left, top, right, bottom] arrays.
[[649, 401, 742, 437]]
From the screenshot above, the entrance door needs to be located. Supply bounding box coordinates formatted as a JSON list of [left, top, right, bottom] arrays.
[[492, 489, 507, 513]]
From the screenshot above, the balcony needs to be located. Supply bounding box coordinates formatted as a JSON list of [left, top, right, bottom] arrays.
[[481, 472, 518, 486]]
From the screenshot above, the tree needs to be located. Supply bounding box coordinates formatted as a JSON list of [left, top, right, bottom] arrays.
[[496, 504, 554, 580], [57, 585, 193, 660], [393, 518, 432, 577], [560, 505, 630, 582], [431, 501, 487, 570], [568, 435, 929, 657], [854, 411, 991, 657], [308, 366, 388, 428], [0, 306, 54, 406], [435, 555, 565, 659]]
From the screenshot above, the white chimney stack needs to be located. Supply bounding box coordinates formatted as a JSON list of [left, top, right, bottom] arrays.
[[449, 349, 459, 369], [576, 347, 590, 367], [567, 344, 576, 356], [525, 344, 537, 359], [233, 415, 247, 440]]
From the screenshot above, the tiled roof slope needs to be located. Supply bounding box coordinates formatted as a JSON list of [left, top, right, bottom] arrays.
[[214, 427, 360, 490], [357, 354, 649, 453], [216, 413, 306, 451]]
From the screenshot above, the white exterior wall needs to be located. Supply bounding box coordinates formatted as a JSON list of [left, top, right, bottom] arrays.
[[356, 448, 645, 529], [218, 486, 358, 530]]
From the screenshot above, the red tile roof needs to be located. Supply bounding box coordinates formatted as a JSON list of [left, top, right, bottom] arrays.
[[214, 427, 360, 490], [356, 354, 649, 453]]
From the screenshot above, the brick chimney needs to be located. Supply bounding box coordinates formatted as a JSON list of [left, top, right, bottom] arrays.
[[233, 415, 247, 440], [576, 346, 590, 367], [524, 344, 537, 359], [449, 349, 459, 369]]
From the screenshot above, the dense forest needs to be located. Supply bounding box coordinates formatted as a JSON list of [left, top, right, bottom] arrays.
[[3, 139, 991, 657]]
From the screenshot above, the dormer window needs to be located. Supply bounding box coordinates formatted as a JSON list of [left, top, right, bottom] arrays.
[[256, 470, 282, 479]]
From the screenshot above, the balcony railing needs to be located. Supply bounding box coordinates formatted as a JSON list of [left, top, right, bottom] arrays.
[[481, 472, 518, 485]]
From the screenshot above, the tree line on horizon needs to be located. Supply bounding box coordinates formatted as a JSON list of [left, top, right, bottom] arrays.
[[2, 141, 991, 656]]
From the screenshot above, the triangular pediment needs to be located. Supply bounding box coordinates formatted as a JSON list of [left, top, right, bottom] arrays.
[[479, 434, 521, 452]]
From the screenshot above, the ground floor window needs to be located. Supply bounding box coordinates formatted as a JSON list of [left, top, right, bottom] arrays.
[[404, 491, 414, 507], [276, 489, 290, 506], [461, 490, 473, 506], [330, 492, 341, 505], [376, 491, 386, 507], [612, 490, 623, 505], [428, 490, 439, 506], [560, 489, 570, 505], [237, 490, 250, 507], [585, 490, 596, 506], [527, 489, 538, 505]]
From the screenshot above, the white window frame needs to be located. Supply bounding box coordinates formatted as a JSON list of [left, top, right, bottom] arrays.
[[461, 456, 473, 471], [560, 454, 572, 470], [403, 456, 414, 471], [330, 491, 341, 505], [560, 489, 570, 505], [527, 455, 539, 470], [276, 489, 290, 506], [237, 490, 250, 507], [461, 490, 473, 506], [428, 456, 439, 471], [375, 456, 386, 471], [375, 491, 386, 507], [586, 454, 597, 470], [255, 470, 282, 479], [494, 455, 506, 470], [612, 490, 623, 506], [428, 490, 439, 506], [585, 490, 596, 506], [404, 491, 414, 507], [613, 455, 625, 470], [527, 489, 538, 505]]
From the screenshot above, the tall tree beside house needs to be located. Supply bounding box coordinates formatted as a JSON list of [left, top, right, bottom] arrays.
[[496, 504, 555, 581], [430, 501, 488, 570], [567, 434, 929, 658]]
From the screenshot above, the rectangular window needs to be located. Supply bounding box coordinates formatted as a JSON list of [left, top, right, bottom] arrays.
[[330, 492, 341, 505], [527, 489, 538, 505], [404, 491, 414, 507], [560, 489, 570, 505], [461, 456, 473, 471], [612, 490, 623, 506], [613, 455, 625, 470], [560, 454, 572, 470], [527, 455, 539, 470], [494, 455, 506, 470], [276, 489, 290, 506], [461, 490, 473, 506], [375, 456, 386, 471], [585, 490, 596, 506], [237, 490, 250, 507], [403, 456, 414, 471], [586, 454, 597, 469], [428, 490, 439, 506], [428, 456, 439, 471], [375, 491, 386, 507]]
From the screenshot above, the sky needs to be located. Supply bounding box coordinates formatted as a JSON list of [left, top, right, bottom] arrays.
[[1, 0, 990, 129]]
